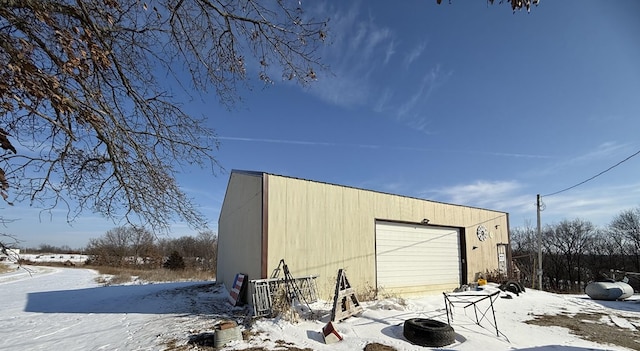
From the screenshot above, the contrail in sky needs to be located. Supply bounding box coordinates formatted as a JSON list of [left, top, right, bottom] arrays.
[[217, 136, 553, 159]]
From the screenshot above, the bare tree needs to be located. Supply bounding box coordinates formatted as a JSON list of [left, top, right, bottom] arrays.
[[510, 221, 538, 286], [0, 215, 20, 261], [0, 232, 19, 260], [609, 207, 640, 272], [86, 226, 158, 267], [543, 219, 596, 291], [128, 226, 156, 265], [487, 0, 541, 12], [438, 0, 541, 13], [0, 1, 327, 232], [588, 227, 631, 275], [156, 230, 216, 271], [196, 230, 217, 271]]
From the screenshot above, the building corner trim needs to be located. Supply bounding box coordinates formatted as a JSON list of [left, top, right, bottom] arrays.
[[261, 174, 269, 279]]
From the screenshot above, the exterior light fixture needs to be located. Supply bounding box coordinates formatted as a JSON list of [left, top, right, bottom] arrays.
[[421, 219, 430, 224]]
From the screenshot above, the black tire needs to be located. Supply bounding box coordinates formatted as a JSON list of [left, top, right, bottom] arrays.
[[403, 318, 455, 347], [505, 282, 520, 295], [501, 280, 523, 295]]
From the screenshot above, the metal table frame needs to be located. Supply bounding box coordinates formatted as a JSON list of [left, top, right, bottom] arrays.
[[443, 290, 504, 338]]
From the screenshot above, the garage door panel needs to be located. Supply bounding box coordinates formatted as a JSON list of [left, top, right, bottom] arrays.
[[376, 221, 461, 291]]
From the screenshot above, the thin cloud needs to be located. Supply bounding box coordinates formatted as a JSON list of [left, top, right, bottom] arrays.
[[375, 181, 406, 195], [363, 27, 393, 60], [570, 141, 628, 164], [537, 141, 631, 177], [429, 180, 524, 207], [424, 179, 538, 225], [539, 182, 640, 226], [373, 88, 393, 114], [472, 150, 553, 159], [404, 42, 427, 68], [219, 136, 343, 147], [428, 178, 640, 229], [392, 65, 454, 134], [306, 75, 373, 108], [218, 136, 552, 159], [306, 3, 395, 108], [397, 65, 445, 118], [303, 2, 449, 134], [383, 41, 396, 65]]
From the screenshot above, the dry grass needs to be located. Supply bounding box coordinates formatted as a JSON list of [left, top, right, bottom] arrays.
[[91, 266, 214, 285], [0, 262, 15, 274], [16, 260, 78, 268], [269, 285, 308, 322], [356, 282, 378, 302], [354, 282, 405, 307]]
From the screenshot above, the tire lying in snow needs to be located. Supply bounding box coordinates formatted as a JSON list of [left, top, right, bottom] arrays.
[[403, 318, 455, 347], [505, 281, 521, 295], [500, 280, 525, 295]]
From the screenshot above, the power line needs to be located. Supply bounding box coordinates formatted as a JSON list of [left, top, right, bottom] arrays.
[[543, 148, 640, 197]]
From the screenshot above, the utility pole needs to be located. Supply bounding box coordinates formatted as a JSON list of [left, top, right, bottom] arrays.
[[536, 194, 543, 291]]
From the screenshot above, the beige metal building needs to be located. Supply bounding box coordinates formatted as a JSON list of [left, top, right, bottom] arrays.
[[217, 170, 511, 300]]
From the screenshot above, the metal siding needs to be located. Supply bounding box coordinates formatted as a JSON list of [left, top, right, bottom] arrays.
[[304, 181, 330, 272], [326, 183, 346, 272], [265, 175, 288, 274], [217, 172, 263, 288], [376, 222, 461, 291], [259, 174, 509, 299]]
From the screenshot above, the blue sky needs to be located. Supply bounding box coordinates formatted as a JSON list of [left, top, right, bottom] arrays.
[[4, 0, 640, 249]]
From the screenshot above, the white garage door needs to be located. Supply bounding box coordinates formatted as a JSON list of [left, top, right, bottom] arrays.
[[376, 221, 461, 290]]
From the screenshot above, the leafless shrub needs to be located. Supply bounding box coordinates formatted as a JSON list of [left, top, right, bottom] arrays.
[[356, 282, 405, 306], [269, 285, 301, 323]]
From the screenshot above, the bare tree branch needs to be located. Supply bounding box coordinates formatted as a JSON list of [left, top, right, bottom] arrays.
[[0, 0, 328, 231]]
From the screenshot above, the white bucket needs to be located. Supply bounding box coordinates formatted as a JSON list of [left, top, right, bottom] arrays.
[[214, 325, 242, 347]]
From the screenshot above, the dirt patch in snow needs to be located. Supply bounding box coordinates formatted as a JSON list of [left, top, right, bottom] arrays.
[[363, 342, 400, 351], [170, 344, 393, 351], [238, 340, 315, 351], [525, 312, 640, 350], [165, 337, 396, 351]]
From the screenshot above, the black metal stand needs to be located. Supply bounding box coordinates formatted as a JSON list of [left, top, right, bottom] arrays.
[[443, 290, 504, 338], [276, 259, 312, 312]]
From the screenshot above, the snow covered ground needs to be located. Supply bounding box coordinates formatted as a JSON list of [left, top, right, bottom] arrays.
[[1, 264, 639, 350]]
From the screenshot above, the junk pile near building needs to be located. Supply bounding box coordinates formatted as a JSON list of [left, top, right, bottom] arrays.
[[210, 259, 532, 348]]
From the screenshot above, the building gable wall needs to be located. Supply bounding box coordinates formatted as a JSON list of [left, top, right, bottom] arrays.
[[217, 171, 264, 288]]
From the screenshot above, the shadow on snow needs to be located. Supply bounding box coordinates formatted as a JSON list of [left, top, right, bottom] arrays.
[[24, 281, 229, 314], [574, 295, 640, 313], [514, 347, 618, 351]]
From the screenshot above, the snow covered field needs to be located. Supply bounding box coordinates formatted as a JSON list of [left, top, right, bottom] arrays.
[[1, 265, 639, 350]]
